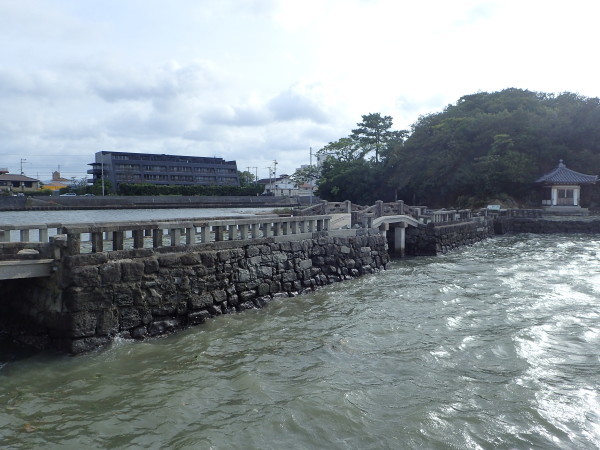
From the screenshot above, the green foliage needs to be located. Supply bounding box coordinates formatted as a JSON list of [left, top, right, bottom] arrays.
[[394, 88, 600, 207], [351, 113, 406, 163], [238, 170, 255, 186], [315, 89, 600, 207], [315, 114, 407, 203], [116, 183, 263, 196], [317, 137, 361, 162], [290, 165, 320, 187]]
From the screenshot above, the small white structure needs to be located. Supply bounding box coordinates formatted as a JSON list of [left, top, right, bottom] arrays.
[[258, 175, 299, 197], [536, 160, 598, 214]]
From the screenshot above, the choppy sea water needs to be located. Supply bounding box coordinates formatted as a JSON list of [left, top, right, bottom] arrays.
[[1, 234, 599, 449]]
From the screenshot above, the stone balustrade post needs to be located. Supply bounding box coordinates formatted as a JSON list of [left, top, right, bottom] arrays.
[[397, 200, 404, 215], [0, 229, 7, 243], [214, 225, 224, 241], [321, 200, 328, 214], [39, 228, 48, 243], [200, 225, 211, 243], [132, 229, 144, 248], [91, 232, 104, 253], [170, 228, 182, 246], [113, 231, 124, 250], [250, 223, 259, 239], [152, 229, 163, 248], [239, 224, 248, 240], [186, 227, 196, 245], [228, 224, 237, 240], [20, 229, 30, 242], [290, 221, 298, 234], [264, 221, 273, 237], [65, 231, 81, 256]]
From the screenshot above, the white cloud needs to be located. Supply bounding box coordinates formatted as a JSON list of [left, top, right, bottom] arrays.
[[1, 0, 599, 179]]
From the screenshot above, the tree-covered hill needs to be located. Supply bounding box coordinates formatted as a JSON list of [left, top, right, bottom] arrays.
[[396, 88, 600, 206], [312, 89, 600, 208]]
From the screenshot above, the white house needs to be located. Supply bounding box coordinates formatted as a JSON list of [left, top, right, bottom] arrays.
[[258, 175, 299, 196]]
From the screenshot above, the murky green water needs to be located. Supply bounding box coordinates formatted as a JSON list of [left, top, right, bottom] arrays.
[[1, 234, 599, 449]]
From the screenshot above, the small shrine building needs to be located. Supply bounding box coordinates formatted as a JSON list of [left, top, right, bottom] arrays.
[[536, 160, 598, 214]]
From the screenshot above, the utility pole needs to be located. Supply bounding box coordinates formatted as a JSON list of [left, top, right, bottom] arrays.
[[101, 157, 105, 196], [267, 166, 274, 194], [247, 166, 258, 184], [309, 147, 313, 205], [20, 158, 27, 175]]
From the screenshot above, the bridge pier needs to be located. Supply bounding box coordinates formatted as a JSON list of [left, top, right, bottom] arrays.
[[394, 224, 406, 257]]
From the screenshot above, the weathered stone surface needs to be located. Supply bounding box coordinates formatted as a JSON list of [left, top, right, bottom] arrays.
[[70, 266, 101, 287], [158, 254, 180, 267], [2, 231, 391, 354], [100, 263, 121, 284], [121, 260, 145, 282], [180, 253, 200, 265], [69, 336, 111, 354], [189, 293, 213, 309], [96, 310, 118, 336], [64, 286, 113, 312], [188, 310, 210, 325], [148, 319, 180, 336], [69, 311, 97, 338], [144, 258, 159, 273], [257, 282, 270, 296], [120, 307, 142, 330]]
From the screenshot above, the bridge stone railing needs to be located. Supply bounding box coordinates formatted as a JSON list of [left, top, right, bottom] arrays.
[[294, 200, 474, 226], [428, 209, 473, 223], [0, 215, 331, 258]]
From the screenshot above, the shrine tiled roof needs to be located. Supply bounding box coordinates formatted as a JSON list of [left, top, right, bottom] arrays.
[[535, 160, 598, 185]]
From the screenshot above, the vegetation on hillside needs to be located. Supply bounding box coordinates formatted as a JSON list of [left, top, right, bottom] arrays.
[[314, 89, 600, 207]]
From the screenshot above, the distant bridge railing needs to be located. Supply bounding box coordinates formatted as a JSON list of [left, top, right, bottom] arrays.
[[294, 200, 474, 225], [0, 215, 331, 258], [478, 208, 543, 218]]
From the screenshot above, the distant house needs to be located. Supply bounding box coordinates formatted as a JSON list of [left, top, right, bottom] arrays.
[[536, 160, 598, 215], [0, 169, 40, 193], [258, 175, 299, 196]]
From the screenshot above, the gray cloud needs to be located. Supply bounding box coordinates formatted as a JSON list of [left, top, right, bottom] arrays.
[[268, 85, 330, 122]]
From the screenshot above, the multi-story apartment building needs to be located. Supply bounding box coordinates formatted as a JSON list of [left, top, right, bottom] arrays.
[[87, 151, 240, 191]]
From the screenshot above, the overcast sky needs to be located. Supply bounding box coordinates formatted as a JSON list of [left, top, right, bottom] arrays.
[[2, 0, 599, 182]]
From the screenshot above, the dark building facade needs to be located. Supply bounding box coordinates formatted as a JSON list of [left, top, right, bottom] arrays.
[[88, 151, 240, 190]]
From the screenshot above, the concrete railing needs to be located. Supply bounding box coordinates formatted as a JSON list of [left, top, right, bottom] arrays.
[[429, 209, 473, 223], [0, 215, 331, 257]]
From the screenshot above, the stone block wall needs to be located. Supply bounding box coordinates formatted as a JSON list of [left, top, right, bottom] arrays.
[[405, 219, 495, 256], [0, 233, 388, 353], [495, 217, 600, 235]]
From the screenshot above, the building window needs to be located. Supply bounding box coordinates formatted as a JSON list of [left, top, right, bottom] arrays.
[[170, 175, 194, 182], [143, 165, 167, 172]]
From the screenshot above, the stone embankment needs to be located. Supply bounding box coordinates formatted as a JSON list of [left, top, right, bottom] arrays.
[[0, 233, 387, 353], [494, 217, 600, 235], [0, 195, 300, 211], [404, 219, 495, 256]]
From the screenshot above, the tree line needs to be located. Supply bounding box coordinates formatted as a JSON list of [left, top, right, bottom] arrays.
[[305, 89, 600, 207]]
